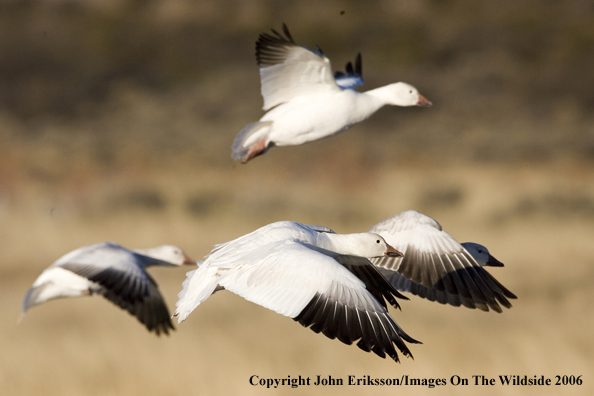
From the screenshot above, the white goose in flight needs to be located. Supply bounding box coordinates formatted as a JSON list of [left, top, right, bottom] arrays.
[[232, 24, 432, 163], [21, 242, 195, 335], [174, 221, 420, 363], [368, 210, 516, 312]]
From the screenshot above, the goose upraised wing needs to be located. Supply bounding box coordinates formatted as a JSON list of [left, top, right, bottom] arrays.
[[368, 211, 516, 312]]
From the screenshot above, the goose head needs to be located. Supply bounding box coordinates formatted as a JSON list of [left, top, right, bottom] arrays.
[[330, 233, 403, 258], [385, 82, 432, 107], [462, 242, 504, 267], [136, 245, 196, 266]]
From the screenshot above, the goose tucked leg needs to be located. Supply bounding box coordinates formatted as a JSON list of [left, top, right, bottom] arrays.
[[242, 139, 269, 163], [231, 121, 273, 162]]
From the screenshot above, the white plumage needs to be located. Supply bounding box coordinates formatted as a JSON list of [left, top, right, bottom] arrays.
[[368, 210, 516, 312], [232, 24, 432, 162], [174, 221, 418, 362], [21, 242, 195, 335], [174, 214, 516, 361]]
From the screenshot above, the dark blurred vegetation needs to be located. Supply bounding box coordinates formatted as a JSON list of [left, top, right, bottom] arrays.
[[1, 0, 593, 176]]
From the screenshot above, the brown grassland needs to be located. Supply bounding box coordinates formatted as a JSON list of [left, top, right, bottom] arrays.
[[1, 1, 593, 395]]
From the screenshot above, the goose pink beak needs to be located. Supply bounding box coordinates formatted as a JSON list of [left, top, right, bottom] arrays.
[[183, 255, 197, 266], [385, 244, 403, 258], [416, 94, 432, 107]]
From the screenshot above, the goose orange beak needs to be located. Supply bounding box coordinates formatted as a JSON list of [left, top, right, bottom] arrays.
[[385, 244, 403, 258], [416, 94, 432, 107]]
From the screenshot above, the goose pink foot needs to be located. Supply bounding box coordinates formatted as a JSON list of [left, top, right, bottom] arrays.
[[242, 139, 268, 163]]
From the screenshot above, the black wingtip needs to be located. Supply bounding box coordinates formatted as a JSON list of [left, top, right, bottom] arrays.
[[343, 53, 362, 78], [270, 28, 281, 38], [355, 52, 362, 76], [345, 61, 354, 75], [281, 23, 294, 42]]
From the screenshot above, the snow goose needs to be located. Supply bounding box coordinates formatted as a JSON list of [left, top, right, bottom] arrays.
[[21, 242, 195, 335], [367, 211, 517, 312], [174, 221, 420, 362], [232, 24, 432, 162]]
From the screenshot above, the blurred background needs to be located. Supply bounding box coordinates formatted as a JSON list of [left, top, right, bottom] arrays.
[[1, 0, 593, 395]]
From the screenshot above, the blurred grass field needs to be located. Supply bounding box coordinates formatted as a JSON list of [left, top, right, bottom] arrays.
[[1, 1, 594, 395]]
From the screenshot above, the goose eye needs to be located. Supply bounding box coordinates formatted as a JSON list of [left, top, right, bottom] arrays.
[[478, 249, 483, 253], [409, 90, 413, 94], [376, 240, 380, 244]]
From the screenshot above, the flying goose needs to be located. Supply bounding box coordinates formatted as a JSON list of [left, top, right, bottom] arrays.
[[21, 242, 195, 335], [368, 210, 517, 312], [174, 221, 420, 362], [232, 24, 432, 162]]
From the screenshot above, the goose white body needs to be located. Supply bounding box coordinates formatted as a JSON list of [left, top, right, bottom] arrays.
[[175, 221, 418, 362], [258, 89, 379, 147], [27, 267, 97, 301], [21, 242, 194, 335], [232, 25, 432, 162]]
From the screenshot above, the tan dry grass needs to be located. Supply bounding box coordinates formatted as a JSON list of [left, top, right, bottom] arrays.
[[1, 162, 593, 395]]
